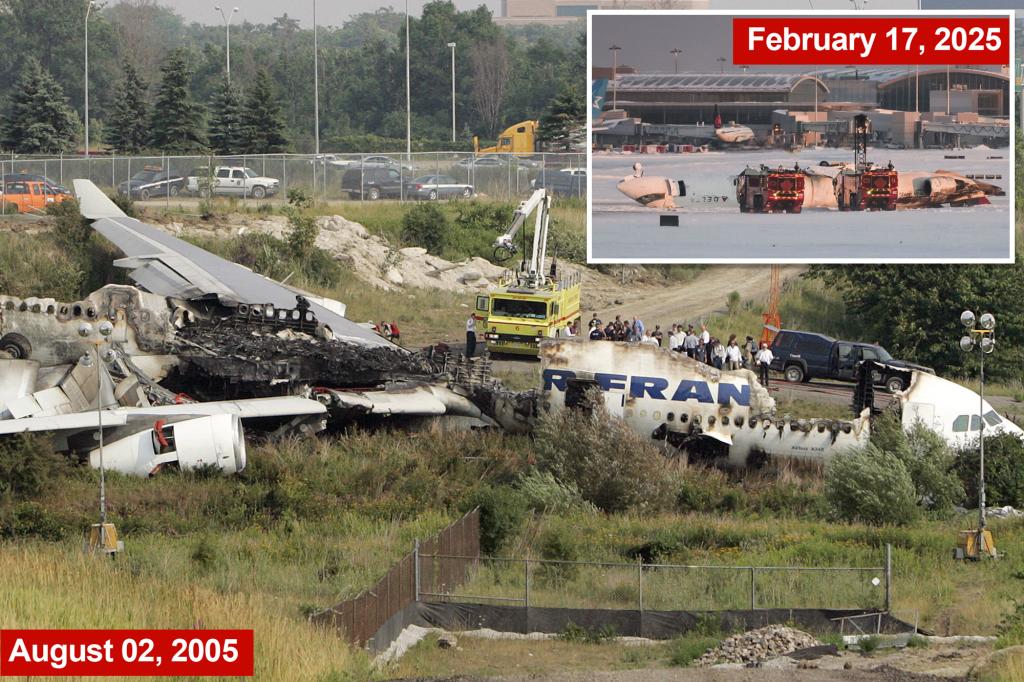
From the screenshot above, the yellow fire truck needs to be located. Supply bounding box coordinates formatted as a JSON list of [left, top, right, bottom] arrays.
[[474, 189, 582, 356]]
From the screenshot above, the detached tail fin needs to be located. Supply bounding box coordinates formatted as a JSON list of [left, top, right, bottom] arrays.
[[73, 180, 127, 220], [591, 79, 609, 120]]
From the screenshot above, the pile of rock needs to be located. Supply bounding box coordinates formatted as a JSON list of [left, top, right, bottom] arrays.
[[695, 625, 820, 666]]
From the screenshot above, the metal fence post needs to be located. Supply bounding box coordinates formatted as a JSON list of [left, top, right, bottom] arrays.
[[524, 555, 531, 635], [414, 539, 420, 602], [750, 567, 756, 610], [884, 543, 892, 612], [637, 558, 644, 638]]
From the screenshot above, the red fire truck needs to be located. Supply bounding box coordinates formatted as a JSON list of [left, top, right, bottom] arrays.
[[736, 165, 805, 214], [835, 114, 898, 211]]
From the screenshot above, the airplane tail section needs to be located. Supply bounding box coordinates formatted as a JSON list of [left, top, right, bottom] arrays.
[[592, 79, 609, 121], [73, 180, 127, 220]]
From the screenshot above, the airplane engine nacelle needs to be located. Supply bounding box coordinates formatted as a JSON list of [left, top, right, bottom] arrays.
[[89, 414, 247, 477], [617, 176, 687, 209], [923, 176, 958, 196]]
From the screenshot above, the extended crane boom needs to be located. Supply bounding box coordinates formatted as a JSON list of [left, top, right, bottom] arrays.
[[493, 188, 552, 290]]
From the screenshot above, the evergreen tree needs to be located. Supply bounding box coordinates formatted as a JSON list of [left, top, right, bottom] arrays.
[[148, 48, 205, 152], [241, 69, 288, 154], [107, 61, 150, 154], [535, 81, 584, 149], [0, 57, 79, 154], [207, 77, 245, 155]]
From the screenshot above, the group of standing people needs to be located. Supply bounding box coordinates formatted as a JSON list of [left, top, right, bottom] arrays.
[[586, 315, 776, 387]]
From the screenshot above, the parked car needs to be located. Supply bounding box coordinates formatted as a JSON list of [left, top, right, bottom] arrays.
[[2, 173, 70, 196], [117, 168, 185, 200], [186, 166, 279, 198], [341, 167, 405, 200], [407, 175, 474, 200], [531, 168, 586, 196], [456, 155, 531, 170], [331, 155, 412, 172], [0, 178, 72, 213], [768, 329, 933, 393]]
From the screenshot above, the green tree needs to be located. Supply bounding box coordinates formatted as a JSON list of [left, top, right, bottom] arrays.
[[207, 77, 245, 155], [107, 61, 150, 154], [807, 261, 1024, 385], [536, 81, 584, 148], [241, 69, 289, 154], [149, 48, 205, 152], [0, 57, 79, 154]]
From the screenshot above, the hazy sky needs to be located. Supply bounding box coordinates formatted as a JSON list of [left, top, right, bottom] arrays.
[[135, 0, 1017, 29]]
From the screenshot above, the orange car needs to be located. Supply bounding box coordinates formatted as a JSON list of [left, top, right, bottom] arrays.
[[1, 179, 70, 213]]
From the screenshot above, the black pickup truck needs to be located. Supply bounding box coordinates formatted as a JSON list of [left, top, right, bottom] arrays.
[[768, 329, 933, 393]]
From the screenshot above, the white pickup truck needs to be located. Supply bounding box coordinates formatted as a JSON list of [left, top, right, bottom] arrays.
[[187, 166, 280, 199]]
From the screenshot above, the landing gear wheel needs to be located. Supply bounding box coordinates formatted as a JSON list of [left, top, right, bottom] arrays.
[[0, 332, 32, 359]]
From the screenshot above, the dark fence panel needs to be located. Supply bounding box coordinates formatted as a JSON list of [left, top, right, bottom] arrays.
[[310, 508, 479, 648]]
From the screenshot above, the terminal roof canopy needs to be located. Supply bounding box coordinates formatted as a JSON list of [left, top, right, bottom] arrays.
[[615, 73, 829, 94]]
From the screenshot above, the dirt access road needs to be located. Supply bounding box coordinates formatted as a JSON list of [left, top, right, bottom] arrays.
[[582, 265, 806, 328]]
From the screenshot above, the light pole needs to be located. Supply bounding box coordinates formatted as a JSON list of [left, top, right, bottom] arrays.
[[214, 5, 239, 82], [78, 320, 116, 554], [448, 42, 456, 143], [84, 0, 96, 158], [313, 0, 319, 157], [958, 310, 997, 559], [609, 44, 621, 110], [405, 0, 411, 158], [670, 48, 682, 74], [716, 57, 727, 74]]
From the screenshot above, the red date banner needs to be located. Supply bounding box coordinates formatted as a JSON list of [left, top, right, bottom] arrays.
[[733, 17, 1009, 65], [0, 629, 254, 677]]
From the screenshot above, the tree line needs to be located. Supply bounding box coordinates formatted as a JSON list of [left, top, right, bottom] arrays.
[[0, 0, 584, 155]]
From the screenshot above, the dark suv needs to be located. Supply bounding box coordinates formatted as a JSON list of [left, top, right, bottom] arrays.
[[768, 329, 932, 393], [341, 167, 405, 200]]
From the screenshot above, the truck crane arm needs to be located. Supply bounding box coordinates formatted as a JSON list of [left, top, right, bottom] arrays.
[[492, 189, 552, 289]]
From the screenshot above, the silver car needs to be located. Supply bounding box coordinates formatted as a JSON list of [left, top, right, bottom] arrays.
[[408, 175, 474, 200]]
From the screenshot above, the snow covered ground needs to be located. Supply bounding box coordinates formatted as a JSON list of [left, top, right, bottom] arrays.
[[590, 148, 1013, 262]]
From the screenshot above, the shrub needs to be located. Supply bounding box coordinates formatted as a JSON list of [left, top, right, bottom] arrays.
[[286, 209, 319, 259], [0, 433, 72, 500], [516, 469, 594, 514], [47, 198, 92, 254], [548, 223, 586, 263], [997, 600, 1024, 649], [559, 621, 616, 644], [464, 485, 526, 555], [859, 635, 880, 653], [286, 188, 313, 209], [190, 535, 219, 573], [726, 290, 741, 315], [668, 635, 720, 666], [401, 202, 448, 255], [955, 433, 1024, 508], [872, 413, 964, 513], [108, 192, 136, 217], [539, 526, 579, 582], [534, 401, 676, 514], [825, 445, 919, 525]]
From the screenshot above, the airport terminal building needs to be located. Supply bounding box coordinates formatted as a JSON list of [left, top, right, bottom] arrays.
[[600, 67, 1010, 147]]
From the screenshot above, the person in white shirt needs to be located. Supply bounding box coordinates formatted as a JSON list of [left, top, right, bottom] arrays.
[[668, 324, 681, 352], [754, 341, 774, 387], [700, 323, 711, 363], [641, 333, 659, 347], [725, 338, 743, 370], [466, 313, 477, 358]]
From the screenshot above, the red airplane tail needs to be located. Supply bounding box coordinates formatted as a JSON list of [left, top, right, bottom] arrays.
[[713, 104, 722, 129]]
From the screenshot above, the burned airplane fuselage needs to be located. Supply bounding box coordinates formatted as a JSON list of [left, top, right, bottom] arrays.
[[538, 340, 870, 466]]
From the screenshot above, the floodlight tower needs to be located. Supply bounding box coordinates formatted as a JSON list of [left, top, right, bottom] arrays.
[[957, 310, 998, 560]]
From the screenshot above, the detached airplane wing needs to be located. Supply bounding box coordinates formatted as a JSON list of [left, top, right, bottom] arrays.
[[73, 180, 392, 348]]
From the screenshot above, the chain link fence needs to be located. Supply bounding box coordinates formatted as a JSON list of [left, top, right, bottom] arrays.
[[0, 151, 586, 205]]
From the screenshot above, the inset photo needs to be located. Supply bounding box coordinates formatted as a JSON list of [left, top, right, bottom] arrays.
[[588, 11, 1014, 263]]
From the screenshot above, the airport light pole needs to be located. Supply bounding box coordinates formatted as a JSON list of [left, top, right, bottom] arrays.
[[78, 320, 115, 552], [84, 0, 96, 158], [214, 5, 239, 83], [405, 0, 412, 159], [959, 310, 996, 557], [609, 44, 621, 110], [670, 48, 682, 74], [448, 42, 457, 143], [314, 0, 320, 157]]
